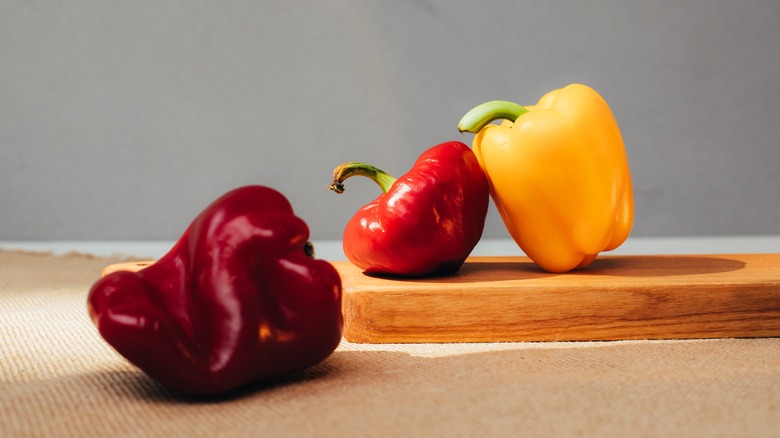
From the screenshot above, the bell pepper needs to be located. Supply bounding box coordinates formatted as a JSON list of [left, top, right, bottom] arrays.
[[327, 141, 489, 277], [458, 84, 634, 273], [87, 185, 343, 395]]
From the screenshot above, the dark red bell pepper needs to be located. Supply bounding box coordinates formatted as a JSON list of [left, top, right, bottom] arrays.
[[87, 185, 343, 395], [328, 141, 489, 276]]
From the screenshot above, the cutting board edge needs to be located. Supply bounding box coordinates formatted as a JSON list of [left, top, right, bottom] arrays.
[[338, 254, 780, 344]]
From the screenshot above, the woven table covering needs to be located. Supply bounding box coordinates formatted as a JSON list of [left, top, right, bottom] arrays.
[[1, 249, 778, 437]]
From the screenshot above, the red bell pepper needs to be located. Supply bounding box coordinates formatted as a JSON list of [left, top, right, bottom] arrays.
[[87, 185, 343, 395], [328, 141, 489, 276]]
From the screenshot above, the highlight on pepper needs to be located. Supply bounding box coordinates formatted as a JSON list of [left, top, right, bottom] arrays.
[[327, 141, 489, 277], [458, 83, 634, 273]]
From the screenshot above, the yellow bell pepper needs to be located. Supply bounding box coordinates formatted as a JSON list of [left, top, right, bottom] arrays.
[[458, 84, 634, 273]]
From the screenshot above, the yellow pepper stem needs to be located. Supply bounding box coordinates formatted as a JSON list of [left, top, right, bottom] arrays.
[[457, 100, 529, 133], [326, 162, 397, 194]]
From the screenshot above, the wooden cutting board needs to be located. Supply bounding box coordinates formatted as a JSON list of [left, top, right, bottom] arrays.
[[335, 254, 780, 343]]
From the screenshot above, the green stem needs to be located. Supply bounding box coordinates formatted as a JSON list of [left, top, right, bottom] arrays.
[[457, 100, 529, 133], [326, 162, 397, 194]]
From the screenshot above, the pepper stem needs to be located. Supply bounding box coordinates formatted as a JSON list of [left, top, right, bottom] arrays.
[[326, 162, 397, 194], [457, 100, 529, 133]]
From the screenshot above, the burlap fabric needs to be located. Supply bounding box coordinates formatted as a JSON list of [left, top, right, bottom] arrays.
[[1, 250, 778, 437]]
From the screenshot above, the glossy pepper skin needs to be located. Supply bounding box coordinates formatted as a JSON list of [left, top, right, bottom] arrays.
[[87, 185, 343, 395], [458, 84, 634, 273], [328, 141, 489, 277]]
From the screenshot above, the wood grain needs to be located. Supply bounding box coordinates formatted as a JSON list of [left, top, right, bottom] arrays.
[[334, 254, 780, 343]]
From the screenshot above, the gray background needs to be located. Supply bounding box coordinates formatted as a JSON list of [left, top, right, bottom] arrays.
[[1, 0, 778, 241]]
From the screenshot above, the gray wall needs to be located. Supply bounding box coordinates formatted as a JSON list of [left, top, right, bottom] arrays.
[[2, 0, 779, 241]]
